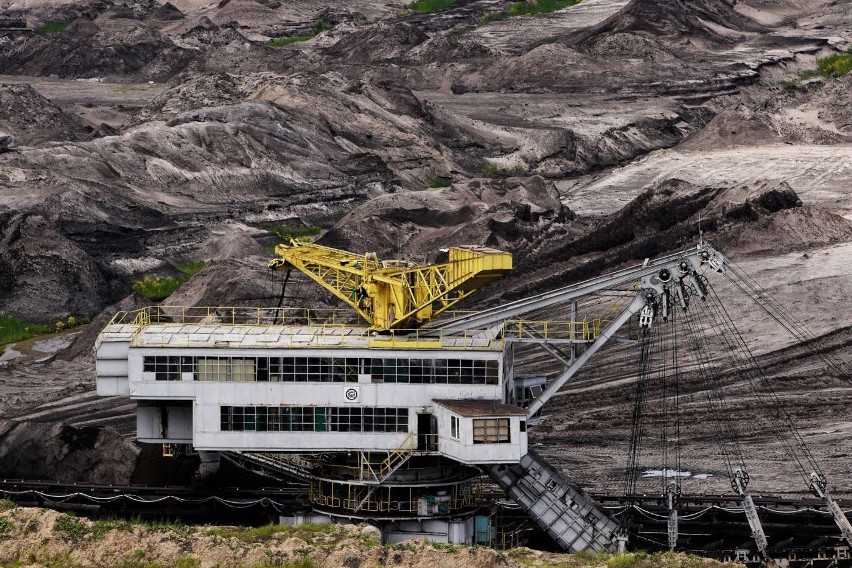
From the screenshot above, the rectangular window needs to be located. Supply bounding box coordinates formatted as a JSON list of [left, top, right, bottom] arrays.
[[450, 416, 460, 440], [143, 356, 183, 381], [149, 355, 499, 384], [472, 418, 510, 444], [220, 406, 408, 433], [231, 358, 256, 382]]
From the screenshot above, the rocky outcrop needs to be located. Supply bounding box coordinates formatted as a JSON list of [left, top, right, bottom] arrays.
[[0, 83, 90, 145], [0, 420, 139, 484]]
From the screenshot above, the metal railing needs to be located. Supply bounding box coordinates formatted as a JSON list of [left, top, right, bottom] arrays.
[[105, 306, 616, 349], [108, 305, 357, 327]]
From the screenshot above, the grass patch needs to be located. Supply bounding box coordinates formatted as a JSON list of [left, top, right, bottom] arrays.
[[264, 223, 322, 242], [40, 21, 69, 34], [245, 560, 318, 568], [0, 517, 11, 539], [206, 522, 340, 545], [267, 20, 328, 47], [132, 275, 186, 301], [0, 313, 90, 346], [171, 260, 206, 277], [88, 517, 191, 540], [783, 48, 852, 88], [53, 514, 89, 543], [132, 259, 205, 301], [428, 177, 451, 188], [816, 49, 852, 78], [0, 499, 15, 512], [267, 34, 313, 46], [0, 314, 51, 345], [481, 0, 581, 24], [410, 0, 457, 14], [606, 552, 647, 568], [480, 162, 527, 177]]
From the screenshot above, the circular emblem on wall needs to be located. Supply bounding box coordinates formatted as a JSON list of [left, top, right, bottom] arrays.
[[344, 387, 360, 402]]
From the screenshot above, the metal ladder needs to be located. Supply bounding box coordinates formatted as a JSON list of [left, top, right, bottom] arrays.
[[487, 450, 618, 552]]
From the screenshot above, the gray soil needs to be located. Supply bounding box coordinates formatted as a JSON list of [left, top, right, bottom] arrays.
[[0, 0, 850, 500]]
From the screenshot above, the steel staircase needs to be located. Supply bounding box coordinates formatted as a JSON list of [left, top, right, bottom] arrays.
[[487, 450, 618, 552], [222, 451, 313, 484], [361, 431, 416, 483]]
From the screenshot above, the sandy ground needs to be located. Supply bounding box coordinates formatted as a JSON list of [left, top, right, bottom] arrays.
[[469, 0, 631, 54], [559, 145, 852, 218], [0, 75, 165, 127]]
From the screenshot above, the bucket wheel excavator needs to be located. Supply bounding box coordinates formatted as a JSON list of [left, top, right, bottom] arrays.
[[266, 238, 851, 554]]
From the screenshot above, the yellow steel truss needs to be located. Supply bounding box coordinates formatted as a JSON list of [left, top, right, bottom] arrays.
[[268, 241, 512, 330]]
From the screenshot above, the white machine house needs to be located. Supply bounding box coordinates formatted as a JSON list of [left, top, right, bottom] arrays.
[[94, 240, 852, 553]]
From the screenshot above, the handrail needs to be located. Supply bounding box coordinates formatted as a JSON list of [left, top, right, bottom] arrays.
[[103, 306, 625, 349]]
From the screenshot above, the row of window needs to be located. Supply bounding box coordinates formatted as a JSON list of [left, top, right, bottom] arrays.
[[143, 356, 499, 385], [219, 406, 408, 433]]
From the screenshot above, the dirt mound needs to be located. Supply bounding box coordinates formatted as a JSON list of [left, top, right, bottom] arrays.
[[63, 18, 101, 40], [0, 83, 90, 146], [499, 179, 852, 300], [0, 20, 194, 80], [0, 212, 113, 322], [125, 72, 246, 127], [151, 2, 185, 21], [0, 420, 139, 484], [323, 176, 572, 260], [163, 258, 274, 309], [573, 0, 767, 47], [681, 107, 781, 150], [0, 506, 742, 568], [323, 22, 429, 64]]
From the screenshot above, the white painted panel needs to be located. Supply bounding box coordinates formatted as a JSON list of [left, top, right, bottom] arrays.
[[96, 359, 128, 377], [96, 341, 130, 359], [96, 377, 129, 396]]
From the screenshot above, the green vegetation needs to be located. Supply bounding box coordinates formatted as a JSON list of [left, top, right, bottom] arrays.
[[606, 552, 648, 568], [0, 499, 15, 512], [481, 162, 527, 177], [244, 560, 317, 568], [0, 517, 11, 538], [267, 20, 328, 47], [171, 259, 206, 277], [53, 514, 89, 543], [206, 522, 343, 545], [410, 0, 457, 14], [264, 223, 322, 242], [815, 49, 852, 78], [480, 0, 581, 24], [40, 21, 69, 34], [132, 275, 186, 301], [267, 34, 314, 47], [0, 313, 91, 346], [780, 48, 852, 89], [428, 177, 452, 188], [89, 517, 192, 540], [132, 259, 206, 301], [3, 550, 73, 568], [0, 314, 50, 345]]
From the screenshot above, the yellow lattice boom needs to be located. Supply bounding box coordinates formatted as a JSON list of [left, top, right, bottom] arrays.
[[268, 241, 512, 330]]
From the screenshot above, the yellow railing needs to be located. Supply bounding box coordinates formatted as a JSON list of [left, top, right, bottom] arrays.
[[104, 306, 618, 349], [502, 318, 605, 343], [108, 305, 357, 327], [362, 431, 415, 481], [307, 477, 482, 513]]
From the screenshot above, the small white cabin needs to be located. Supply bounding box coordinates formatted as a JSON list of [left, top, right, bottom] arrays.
[[433, 399, 528, 464]]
